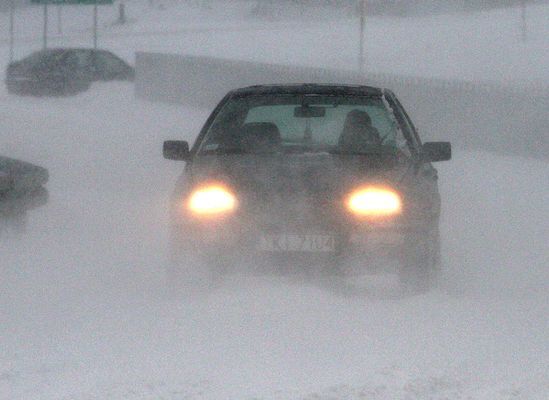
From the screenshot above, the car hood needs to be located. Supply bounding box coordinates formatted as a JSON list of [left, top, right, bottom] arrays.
[[187, 153, 412, 198], [0, 171, 10, 192], [0, 156, 49, 193]]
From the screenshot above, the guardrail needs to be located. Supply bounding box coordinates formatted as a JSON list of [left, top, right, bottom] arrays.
[[135, 52, 548, 160]]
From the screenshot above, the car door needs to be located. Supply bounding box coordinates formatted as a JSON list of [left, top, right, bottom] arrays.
[[63, 50, 94, 83], [384, 90, 441, 220]]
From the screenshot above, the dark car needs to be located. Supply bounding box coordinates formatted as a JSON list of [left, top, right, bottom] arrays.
[[0, 156, 49, 234], [5, 48, 135, 96], [0, 156, 49, 194], [163, 84, 451, 292]]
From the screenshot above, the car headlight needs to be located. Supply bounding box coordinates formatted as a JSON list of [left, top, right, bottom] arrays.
[[187, 184, 237, 216], [346, 186, 402, 217]]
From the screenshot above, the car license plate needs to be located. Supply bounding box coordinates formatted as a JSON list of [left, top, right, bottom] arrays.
[[259, 234, 336, 252]]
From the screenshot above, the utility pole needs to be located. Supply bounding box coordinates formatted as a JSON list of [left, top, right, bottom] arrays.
[[93, 3, 98, 48], [9, 0, 15, 62], [520, 0, 527, 42], [43, 3, 48, 49], [57, 4, 63, 35], [118, 1, 126, 24], [358, 0, 366, 74]]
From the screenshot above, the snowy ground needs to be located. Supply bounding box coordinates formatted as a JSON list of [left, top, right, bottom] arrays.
[[1, 81, 548, 399], [1, 1, 548, 398], [1, 1, 548, 86]]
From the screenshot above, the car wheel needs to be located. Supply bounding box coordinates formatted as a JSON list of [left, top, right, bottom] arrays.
[[399, 228, 439, 294]]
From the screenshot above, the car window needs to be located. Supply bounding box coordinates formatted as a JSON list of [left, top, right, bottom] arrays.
[[21, 51, 50, 66], [94, 52, 127, 71], [245, 104, 395, 145], [69, 51, 92, 69], [37, 54, 61, 70], [199, 95, 404, 154], [384, 92, 420, 155]]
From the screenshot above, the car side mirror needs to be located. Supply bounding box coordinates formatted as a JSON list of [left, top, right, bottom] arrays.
[[422, 142, 451, 162], [163, 140, 190, 161]]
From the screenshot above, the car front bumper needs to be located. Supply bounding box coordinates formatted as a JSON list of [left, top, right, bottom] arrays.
[[171, 214, 432, 265], [0, 187, 49, 215]]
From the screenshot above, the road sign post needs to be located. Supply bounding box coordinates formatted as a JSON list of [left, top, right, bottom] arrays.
[[358, 0, 366, 74], [520, 0, 527, 42], [93, 3, 98, 48], [43, 4, 48, 49], [57, 5, 63, 35], [31, 0, 113, 49], [9, 0, 15, 62], [31, 0, 113, 5]]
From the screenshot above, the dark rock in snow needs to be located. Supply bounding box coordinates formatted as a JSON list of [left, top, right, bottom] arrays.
[[0, 156, 48, 194], [0, 156, 49, 214]]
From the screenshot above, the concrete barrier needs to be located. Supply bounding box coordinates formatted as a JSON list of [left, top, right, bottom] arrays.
[[135, 52, 548, 160]]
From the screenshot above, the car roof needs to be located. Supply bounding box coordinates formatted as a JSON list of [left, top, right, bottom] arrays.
[[229, 84, 384, 97], [40, 47, 107, 52], [18, 48, 118, 65], [28, 48, 111, 57]]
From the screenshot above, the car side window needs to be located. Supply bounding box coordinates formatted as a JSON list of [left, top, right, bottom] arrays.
[[384, 92, 420, 156], [391, 95, 423, 148], [71, 51, 92, 69], [95, 52, 127, 72], [33, 52, 64, 72], [35, 56, 54, 72], [62, 52, 84, 71], [394, 126, 412, 157]]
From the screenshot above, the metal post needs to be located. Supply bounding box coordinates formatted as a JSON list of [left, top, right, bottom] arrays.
[[43, 3, 48, 49], [93, 3, 98, 48], [358, 0, 366, 73], [118, 2, 126, 24], [520, 0, 527, 42], [9, 0, 15, 62], [57, 5, 63, 35]]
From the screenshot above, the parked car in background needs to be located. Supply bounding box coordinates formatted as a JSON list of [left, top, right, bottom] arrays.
[[0, 156, 49, 194], [0, 156, 49, 234], [0, 170, 10, 194], [5, 48, 135, 96]]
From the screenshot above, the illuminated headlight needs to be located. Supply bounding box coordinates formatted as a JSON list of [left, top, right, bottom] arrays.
[[187, 185, 237, 216], [346, 186, 402, 217]]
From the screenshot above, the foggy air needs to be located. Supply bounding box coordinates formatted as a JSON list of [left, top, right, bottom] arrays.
[[1, 1, 547, 399]]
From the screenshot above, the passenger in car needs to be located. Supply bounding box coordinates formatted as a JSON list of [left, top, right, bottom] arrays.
[[338, 109, 382, 151], [240, 122, 281, 154]]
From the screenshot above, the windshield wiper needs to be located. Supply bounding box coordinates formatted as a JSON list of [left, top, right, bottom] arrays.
[[200, 147, 249, 155], [329, 147, 397, 156]]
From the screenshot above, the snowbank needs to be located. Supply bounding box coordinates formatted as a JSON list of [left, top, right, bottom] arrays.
[[1, 82, 547, 400]]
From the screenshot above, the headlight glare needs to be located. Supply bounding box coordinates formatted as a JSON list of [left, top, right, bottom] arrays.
[[347, 186, 402, 217], [187, 185, 237, 216]]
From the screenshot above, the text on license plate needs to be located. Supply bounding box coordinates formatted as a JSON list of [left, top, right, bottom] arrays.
[[259, 234, 336, 252]]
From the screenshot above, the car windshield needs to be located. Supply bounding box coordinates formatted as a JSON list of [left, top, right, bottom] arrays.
[[199, 95, 407, 155]]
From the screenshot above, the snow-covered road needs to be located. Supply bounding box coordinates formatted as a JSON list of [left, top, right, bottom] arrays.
[[1, 83, 547, 399]]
